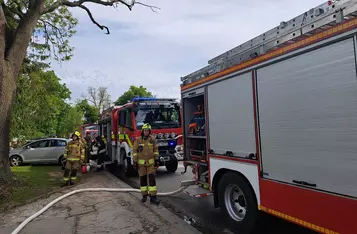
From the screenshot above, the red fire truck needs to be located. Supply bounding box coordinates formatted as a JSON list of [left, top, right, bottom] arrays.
[[180, 0, 357, 233], [79, 123, 99, 139], [98, 97, 183, 176]]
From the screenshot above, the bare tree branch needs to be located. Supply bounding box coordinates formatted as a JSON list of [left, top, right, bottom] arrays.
[[135, 1, 160, 13], [78, 5, 110, 34], [42, 0, 132, 15], [87, 87, 98, 107], [42, 0, 160, 34]]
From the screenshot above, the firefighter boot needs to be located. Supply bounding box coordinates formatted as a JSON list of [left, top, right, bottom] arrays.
[[69, 180, 76, 186], [150, 196, 160, 205], [61, 180, 69, 187], [141, 195, 148, 202]]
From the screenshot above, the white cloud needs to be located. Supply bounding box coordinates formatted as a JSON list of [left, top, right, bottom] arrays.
[[52, 0, 326, 102]]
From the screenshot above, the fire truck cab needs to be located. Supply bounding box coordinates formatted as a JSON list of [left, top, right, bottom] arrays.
[[98, 97, 183, 176], [79, 124, 99, 138]]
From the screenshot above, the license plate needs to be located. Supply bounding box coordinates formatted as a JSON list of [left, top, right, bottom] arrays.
[[157, 142, 168, 147]]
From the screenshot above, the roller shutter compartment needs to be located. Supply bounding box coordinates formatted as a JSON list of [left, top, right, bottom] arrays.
[[257, 38, 357, 197], [208, 72, 256, 157]]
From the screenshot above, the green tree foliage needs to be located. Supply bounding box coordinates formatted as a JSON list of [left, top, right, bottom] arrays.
[[56, 103, 83, 137], [114, 85, 154, 105], [11, 63, 82, 141], [76, 99, 99, 124]]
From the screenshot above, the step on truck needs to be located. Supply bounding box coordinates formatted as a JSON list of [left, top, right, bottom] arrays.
[[179, 0, 357, 233], [98, 97, 183, 176]]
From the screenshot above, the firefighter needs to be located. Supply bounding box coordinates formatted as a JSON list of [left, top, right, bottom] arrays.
[[62, 131, 85, 186], [84, 132, 92, 164], [132, 123, 160, 205], [95, 135, 106, 172], [101, 135, 107, 145]]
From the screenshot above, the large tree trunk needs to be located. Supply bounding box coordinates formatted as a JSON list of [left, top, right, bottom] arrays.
[[0, 63, 15, 183], [0, 5, 13, 183], [0, 1, 45, 182]]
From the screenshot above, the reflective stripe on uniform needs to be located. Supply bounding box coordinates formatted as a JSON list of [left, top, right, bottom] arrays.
[[148, 186, 157, 192], [154, 152, 159, 156], [133, 153, 138, 156], [67, 158, 80, 161], [71, 177, 77, 180], [140, 186, 148, 192], [63, 177, 69, 181], [148, 159, 155, 165], [138, 159, 145, 165], [64, 154, 68, 157]]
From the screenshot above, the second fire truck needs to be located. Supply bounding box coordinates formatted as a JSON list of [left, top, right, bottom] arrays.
[[98, 97, 183, 176], [179, 0, 357, 234]]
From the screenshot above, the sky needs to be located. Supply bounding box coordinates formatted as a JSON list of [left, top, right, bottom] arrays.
[[51, 0, 327, 103]]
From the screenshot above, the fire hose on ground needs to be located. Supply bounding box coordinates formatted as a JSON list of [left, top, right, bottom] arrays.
[[10, 180, 196, 234]]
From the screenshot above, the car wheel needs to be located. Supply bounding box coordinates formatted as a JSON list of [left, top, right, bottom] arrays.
[[166, 157, 178, 173], [10, 155, 23, 166], [218, 171, 258, 232]]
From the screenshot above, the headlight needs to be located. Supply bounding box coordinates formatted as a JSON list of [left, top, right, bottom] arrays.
[[158, 133, 163, 139], [164, 133, 170, 138], [170, 132, 176, 138]]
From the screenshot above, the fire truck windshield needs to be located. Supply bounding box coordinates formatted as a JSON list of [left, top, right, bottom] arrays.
[[135, 104, 180, 130]]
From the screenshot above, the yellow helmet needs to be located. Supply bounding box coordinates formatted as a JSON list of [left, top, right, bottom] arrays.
[[74, 131, 81, 137], [142, 123, 151, 130]]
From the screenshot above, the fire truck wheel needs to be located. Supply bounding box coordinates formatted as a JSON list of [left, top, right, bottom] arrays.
[[165, 159, 178, 173], [121, 150, 135, 177], [218, 171, 258, 232]]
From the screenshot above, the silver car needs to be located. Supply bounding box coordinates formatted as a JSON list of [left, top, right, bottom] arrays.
[[9, 138, 70, 166]]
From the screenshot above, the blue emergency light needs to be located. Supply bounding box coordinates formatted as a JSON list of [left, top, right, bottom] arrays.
[[168, 140, 176, 147], [131, 97, 158, 102]]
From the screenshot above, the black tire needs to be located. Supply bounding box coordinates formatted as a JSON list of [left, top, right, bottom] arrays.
[[165, 157, 178, 173], [218, 171, 258, 233], [121, 150, 135, 177], [9, 155, 23, 166]]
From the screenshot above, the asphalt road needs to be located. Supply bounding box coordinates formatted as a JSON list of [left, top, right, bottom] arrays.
[[111, 162, 317, 234]]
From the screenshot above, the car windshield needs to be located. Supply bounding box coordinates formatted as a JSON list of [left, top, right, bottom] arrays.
[[135, 104, 181, 130]]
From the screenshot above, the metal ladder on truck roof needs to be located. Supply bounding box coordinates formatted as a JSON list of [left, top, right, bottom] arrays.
[[181, 0, 357, 87]]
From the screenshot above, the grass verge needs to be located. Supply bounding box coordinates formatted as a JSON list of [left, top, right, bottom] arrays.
[[0, 165, 63, 211]]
